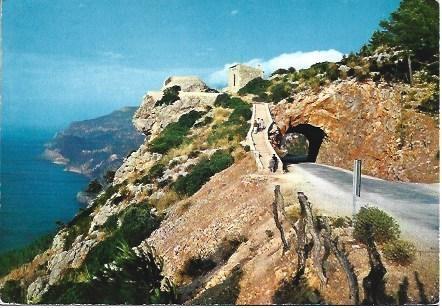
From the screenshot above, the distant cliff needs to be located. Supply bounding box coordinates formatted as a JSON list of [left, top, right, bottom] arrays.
[[43, 107, 145, 180]]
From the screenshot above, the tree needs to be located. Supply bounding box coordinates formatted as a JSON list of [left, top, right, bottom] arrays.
[[369, 0, 439, 66]]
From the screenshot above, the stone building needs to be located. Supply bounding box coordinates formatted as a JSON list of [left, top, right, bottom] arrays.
[[162, 76, 209, 92], [227, 64, 264, 93]]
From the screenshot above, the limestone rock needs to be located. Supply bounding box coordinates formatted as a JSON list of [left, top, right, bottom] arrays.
[[271, 80, 439, 183], [133, 76, 222, 139], [133, 91, 222, 139], [162, 76, 210, 92]]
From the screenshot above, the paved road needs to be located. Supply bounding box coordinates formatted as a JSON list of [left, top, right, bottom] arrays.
[[284, 163, 439, 249]]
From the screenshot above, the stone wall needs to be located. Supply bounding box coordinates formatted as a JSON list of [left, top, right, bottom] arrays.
[[228, 64, 263, 93]]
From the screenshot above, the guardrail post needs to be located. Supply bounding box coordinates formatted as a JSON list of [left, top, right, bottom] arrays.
[[352, 159, 362, 217]]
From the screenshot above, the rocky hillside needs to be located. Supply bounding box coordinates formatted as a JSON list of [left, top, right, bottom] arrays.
[[43, 107, 145, 180], [0, 75, 438, 305], [271, 79, 439, 183], [0, 77, 254, 304], [0, 1, 438, 304]]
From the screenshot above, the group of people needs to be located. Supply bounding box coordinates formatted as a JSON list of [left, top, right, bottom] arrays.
[[253, 118, 266, 134]]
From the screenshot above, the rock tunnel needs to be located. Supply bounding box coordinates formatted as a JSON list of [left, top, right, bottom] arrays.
[[283, 124, 326, 163]]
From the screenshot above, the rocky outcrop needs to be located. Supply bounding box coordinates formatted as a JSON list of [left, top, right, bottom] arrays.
[[133, 91, 223, 140], [162, 76, 211, 92], [113, 143, 162, 184], [271, 80, 439, 183]]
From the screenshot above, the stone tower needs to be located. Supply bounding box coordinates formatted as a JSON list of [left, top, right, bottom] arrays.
[[227, 64, 264, 93]]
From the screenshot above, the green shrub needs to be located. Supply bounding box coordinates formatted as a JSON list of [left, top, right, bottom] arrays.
[[269, 83, 291, 102], [271, 68, 293, 76], [41, 242, 176, 304], [332, 217, 348, 228], [194, 116, 213, 128], [64, 210, 93, 250], [136, 163, 166, 185], [209, 150, 234, 173], [0, 280, 26, 303], [418, 93, 439, 114], [135, 174, 152, 185], [103, 170, 116, 184], [149, 110, 204, 154], [237, 77, 271, 96], [208, 97, 251, 145], [119, 205, 160, 247], [155, 85, 181, 107], [172, 150, 233, 196], [148, 163, 166, 178], [83, 203, 159, 275], [0, 233, 53, 277], [382, 239, 416, 265], [353, 207, 400, 244], [172, 160, 212, 196], [85, 179, 103, 194], [94, 183, 123, 206], [102, 214, 119, 232]]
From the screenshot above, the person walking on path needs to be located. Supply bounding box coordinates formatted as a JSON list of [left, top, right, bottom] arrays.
[[268, 156, 275, 172], [272, 154, 278, 172], [258, 118, 266, 132], [269, 154, 278, 172]]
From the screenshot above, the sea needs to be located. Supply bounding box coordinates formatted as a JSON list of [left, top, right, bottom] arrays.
[[0, 127, 89, 253]]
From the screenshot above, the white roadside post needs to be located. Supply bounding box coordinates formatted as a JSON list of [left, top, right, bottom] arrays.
[[352, 159, 362, 217]]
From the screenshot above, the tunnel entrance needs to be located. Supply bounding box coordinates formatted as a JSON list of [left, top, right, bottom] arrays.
[[283, 124, 326, 163]]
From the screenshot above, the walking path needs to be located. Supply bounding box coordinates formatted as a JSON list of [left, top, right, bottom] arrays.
[[247, 102, 283, 173]]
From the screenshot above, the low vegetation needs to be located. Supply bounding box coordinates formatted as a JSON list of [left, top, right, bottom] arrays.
[[85, 179, 103, 194], [155, 85, 181, 107], [353, 206, 400, 244], [39, 202, 166, 304], [353, 206, 417, 266], [64, 208, 94, 250], [41, 242, 176, 304], [135, 163, 166, 185], [382, 239, 416, 265], [237, 77, 271, 97], [149, 110, 205, 154], [1, 280, 26, 304], [0, 233, 53, 277], [94, 182, 125, 206], [172, 150, 234, 196], [82, 203, 159, 274], [208, 96, 251, 146]]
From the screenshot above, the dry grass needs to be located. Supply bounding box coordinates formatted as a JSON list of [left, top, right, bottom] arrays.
[[151, 190, 181, 213], [212, 107, 231, 124], [284, 205, 301, 224], [232, 147, 247, 161]]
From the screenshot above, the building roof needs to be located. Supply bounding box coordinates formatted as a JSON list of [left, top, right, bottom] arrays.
[[229, 63, 261, 70]]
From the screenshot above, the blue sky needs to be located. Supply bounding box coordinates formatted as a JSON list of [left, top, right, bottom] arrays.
[[3, 0, 401, 129]]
